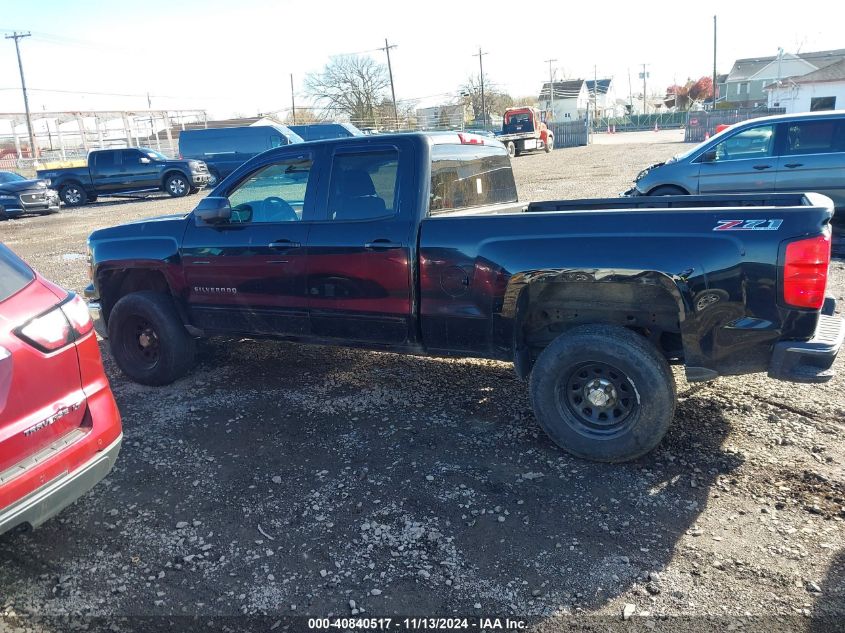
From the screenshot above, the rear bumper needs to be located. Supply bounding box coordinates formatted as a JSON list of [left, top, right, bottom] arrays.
[[768, 298, 844, 383], [0, 432, 122, 534]]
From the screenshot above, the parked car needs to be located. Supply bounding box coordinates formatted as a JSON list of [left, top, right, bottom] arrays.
[[36, 148, 210, 207], [84, 132, 842, 463], [0, 171, 60, 219], [627, 110, 845, 212], [0, 244, 122, 535], [178, 125, 303, 185], [287, 122, 363, 141]]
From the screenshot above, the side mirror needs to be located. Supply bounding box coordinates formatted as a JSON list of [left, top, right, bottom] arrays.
[[701, 149, 717, 163], [139, 157, 151, 164], [194, 196, 232, 224]]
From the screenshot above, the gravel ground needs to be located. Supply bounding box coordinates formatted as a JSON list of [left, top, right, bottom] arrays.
[[1, 137, 843, 632]]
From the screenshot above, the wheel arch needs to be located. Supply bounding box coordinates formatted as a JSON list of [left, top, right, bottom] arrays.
[[97, 267, 181, 326], [646, 183, 690, 196], [511, 273, 687, 379], [161, 169, 190, 188]]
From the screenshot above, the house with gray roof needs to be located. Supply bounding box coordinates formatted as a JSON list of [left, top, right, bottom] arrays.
[[724, 48, 845, 107], [765, 57, 845, 113], [538, 80, 590, 121]]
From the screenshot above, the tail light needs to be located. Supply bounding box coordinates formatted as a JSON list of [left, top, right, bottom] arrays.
[[15, 294, 94, 352], [782, 232, 831, 309], [458, 133, 484, 145]]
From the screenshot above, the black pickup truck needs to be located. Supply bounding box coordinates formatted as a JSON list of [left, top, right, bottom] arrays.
[[85, 132, 844, 462], [37, 147, 210, 206]]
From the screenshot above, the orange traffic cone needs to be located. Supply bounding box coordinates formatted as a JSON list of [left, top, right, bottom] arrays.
[[654, 122, 659, 132], [705, 132, 710, 140]]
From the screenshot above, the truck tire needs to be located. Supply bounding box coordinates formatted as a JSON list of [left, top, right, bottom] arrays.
[[506, 141, 516, 158], [107, 291, 196, 385], [529, 324, 676, 462], [545, 135, 554, 152], [59, 183, 88, 206], [164, 173, 190, 198]]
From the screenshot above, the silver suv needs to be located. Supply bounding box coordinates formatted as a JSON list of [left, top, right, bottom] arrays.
[[627, 110, 845, 211]]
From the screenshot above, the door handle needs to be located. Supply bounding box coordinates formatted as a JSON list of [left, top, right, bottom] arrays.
[[784, 163, 803, 168], [268, 239, 301, 250], [364, 239, 402, 250], [753, 164, 771, 170]]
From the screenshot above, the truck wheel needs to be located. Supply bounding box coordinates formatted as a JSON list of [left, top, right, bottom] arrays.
[[529, 324, 676, 462], [506, 141, 516, 158], [545, 135, 554, 152], [107, 291, 196, 386], [165, 174, 190, 198], [59, 183, 88, 206]]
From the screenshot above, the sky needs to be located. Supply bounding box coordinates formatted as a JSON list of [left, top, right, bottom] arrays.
[[0, 0, 843, 120]]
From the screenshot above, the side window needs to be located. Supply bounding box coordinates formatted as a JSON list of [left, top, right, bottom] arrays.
[[93, 151, 117, 169], [327, 150, 399, 221], [784, 120, 838, 155], [712, 125, 774, 161], [226, 155, 313, 224], [121, 149, 142, 165]]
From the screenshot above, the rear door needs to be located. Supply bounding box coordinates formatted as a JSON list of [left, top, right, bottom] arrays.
[[305, 142, 415, 344], [0, 247, 87, 488], [90, 151, 122, 193], [181, 148, 319, 335], [775, 118, 845, 207], [697, 123, 777, 193]]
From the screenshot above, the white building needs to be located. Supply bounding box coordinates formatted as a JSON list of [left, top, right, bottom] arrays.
[[538, 80, 590, 121], [766, 58, 845, 113]]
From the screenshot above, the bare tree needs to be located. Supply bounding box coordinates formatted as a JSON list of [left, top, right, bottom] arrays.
[[459, 74, 514, 123], [305, 55, 391, 127], [282, 109, 323, 125]]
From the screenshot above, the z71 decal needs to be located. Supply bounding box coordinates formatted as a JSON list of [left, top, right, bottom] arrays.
[[713, 219, 783, 231]]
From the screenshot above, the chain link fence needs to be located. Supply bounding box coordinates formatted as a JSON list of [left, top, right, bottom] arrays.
[[684, 108, 786, 142]]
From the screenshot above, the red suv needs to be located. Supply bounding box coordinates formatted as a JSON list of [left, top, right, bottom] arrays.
[[0, 244, 122, 535]]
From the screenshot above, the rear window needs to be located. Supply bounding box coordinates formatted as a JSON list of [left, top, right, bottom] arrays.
[[180, 129, 280, 156], [429, 145, 517, 213], [0, 244, 35, 302]]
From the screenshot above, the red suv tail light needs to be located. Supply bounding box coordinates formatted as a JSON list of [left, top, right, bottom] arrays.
[[782, 233, 831, 310], [15, 294, 94, 352]]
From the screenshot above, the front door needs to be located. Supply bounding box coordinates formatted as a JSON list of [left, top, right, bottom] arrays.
[[121, 149, 160, 190], [181, 150, 317, 336], [306, 144, 414, 344], [775, 118, 845, 208], [697, 123, 777, 194]]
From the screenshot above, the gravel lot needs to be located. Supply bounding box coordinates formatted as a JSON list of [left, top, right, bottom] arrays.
[[1, 135, 843, 632]]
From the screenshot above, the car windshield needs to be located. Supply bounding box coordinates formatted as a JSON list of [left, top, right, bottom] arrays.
[[0, 172, 26, 184], [671, 124, 738, 161], [144, 149, 168, 161]]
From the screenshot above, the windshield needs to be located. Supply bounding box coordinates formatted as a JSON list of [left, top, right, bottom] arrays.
[[143, 149, 168, 161], [0, 172, 26, 184], [672, 124, 738, 161]]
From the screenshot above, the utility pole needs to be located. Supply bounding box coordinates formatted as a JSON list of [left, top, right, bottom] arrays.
[[776, 46, 784, 107], [290, 74, 296, 124], [381, 38, 398, 128], [544, 58, 557, 121], [6, 31, 36, 159], [473, 47, 487, 127], [627, 67, 633, 113], [640, 63, 649, 115], [712, 15, 718, 109], [593, 65, 598, 124]]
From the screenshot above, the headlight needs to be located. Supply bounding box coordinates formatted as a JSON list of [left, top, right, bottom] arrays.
[[635, 168, 650, 182]]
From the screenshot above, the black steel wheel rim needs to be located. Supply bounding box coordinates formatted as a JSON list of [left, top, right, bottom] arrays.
[[122, 315, 160, 369], [556, 361, 638, 438]]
